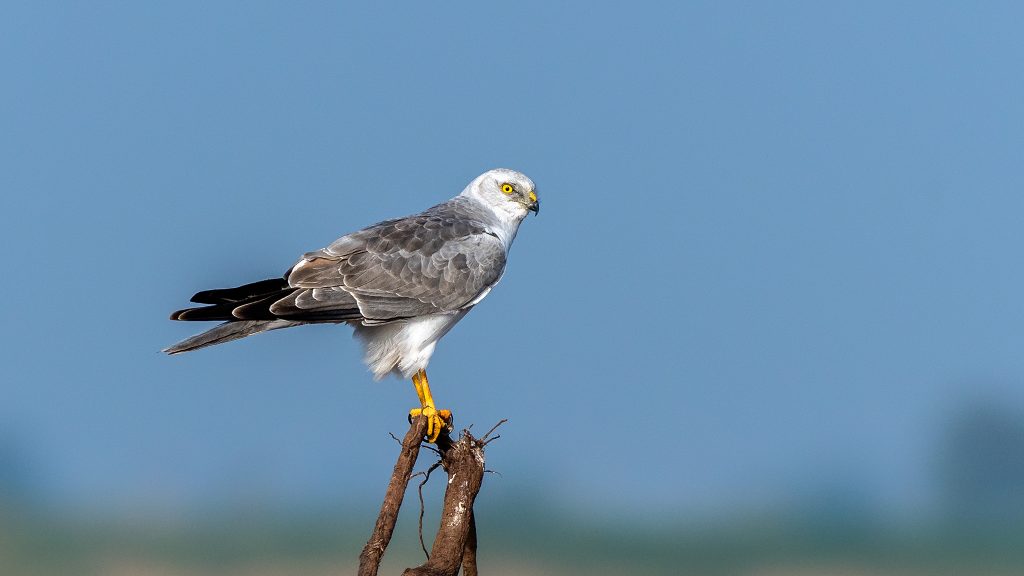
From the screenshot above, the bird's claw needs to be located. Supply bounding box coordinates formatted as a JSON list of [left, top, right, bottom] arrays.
[[409, 406, 453, 443]]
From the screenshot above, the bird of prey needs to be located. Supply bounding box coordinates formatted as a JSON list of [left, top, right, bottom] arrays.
[[165, 168, 539, 442]]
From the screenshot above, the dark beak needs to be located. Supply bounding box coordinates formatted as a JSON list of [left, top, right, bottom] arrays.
[[528, 198, 540, 215]]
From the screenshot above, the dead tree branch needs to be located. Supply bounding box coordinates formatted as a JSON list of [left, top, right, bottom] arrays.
[[358, 416, 491, 576], [460, 511, 478, 576], [358, 416, 428, 576], [402, 430, 486, 576]]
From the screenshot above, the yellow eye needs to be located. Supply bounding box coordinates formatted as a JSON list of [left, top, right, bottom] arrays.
[[501, 183, 514, 194]]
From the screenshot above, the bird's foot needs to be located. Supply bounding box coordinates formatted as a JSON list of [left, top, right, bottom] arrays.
[[409, 406, 453, 443]]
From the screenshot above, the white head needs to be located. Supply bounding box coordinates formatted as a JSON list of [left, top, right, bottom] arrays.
[[460, 168, 539, 221]]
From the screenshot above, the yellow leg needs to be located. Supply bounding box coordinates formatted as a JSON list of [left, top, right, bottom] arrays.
[[408, 369, 452, 443], [411, 370, 428, 405]]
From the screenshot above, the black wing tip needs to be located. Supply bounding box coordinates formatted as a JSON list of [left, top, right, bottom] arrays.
[[189, 277, 290, 304], [189, 291, 219, 305], [229, 290, 294, 320], [170, 305, 235, 322], [172, 288, 298, 322], [173, 277, 292, 320]]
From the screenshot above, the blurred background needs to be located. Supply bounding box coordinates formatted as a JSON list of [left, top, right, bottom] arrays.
[[3, 2, 1024, 574]]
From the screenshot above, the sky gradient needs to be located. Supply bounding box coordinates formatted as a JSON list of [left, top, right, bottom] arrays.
[[2, 1, 1024, 521]]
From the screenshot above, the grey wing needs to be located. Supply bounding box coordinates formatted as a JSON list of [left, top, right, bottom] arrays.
[[273, 213, 507, 322]]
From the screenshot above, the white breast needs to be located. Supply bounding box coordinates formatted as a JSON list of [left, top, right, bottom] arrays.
[[352, 310, 470, 380]]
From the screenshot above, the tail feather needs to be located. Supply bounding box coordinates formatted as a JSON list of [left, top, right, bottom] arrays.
[[166, 276, 361, 354], [163, 319, 299, 355]]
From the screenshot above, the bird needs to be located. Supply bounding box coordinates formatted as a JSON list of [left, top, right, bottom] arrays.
[[164, 168, 539, 442]]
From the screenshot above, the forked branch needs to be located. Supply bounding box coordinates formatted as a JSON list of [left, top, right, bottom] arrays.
[[359, 417, 491, 576]]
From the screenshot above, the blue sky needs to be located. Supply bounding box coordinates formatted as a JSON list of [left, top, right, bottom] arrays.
[[2, 2, 1024, 519]]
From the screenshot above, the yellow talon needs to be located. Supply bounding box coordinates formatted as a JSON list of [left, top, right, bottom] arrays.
[[409, 406, 453, 443], [409, 369, 452, 443]]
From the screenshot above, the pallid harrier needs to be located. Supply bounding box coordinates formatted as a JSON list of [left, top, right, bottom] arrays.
[[165, 168, 538, 442]]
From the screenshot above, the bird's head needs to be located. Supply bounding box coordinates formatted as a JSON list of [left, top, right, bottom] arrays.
[[462, 168, 539, 219]]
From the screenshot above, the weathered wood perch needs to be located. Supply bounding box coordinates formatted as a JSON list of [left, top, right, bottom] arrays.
[[358, 415, 496, 576]]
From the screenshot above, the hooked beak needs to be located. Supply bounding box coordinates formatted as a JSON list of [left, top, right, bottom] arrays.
[[528, 191, 539, 215]]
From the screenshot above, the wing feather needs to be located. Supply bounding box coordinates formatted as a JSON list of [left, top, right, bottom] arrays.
[[178, 201, 508, 326], [286, 209, 506, 321]]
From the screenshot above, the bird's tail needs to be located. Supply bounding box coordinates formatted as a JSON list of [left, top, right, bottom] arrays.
[[162, 319, 299, 355]]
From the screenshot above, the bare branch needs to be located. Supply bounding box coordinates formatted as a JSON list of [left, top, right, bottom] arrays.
[[461, 511, 478, 576], [402, 430, 487, 576], [358, 416, 428, 576], [358, 418, 495, 576], [481, 419, 508, 444]]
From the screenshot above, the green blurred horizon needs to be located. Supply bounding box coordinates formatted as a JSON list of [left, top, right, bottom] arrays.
[[4, 489, 1024, 576], [4, 397, 1024, 575]]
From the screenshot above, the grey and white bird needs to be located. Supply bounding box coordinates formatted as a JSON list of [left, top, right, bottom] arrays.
[[165, 168, 539, 442]]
